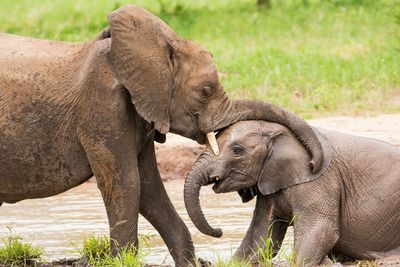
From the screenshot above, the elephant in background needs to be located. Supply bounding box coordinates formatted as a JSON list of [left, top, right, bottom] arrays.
[[184, 120, 400, 266], [0, 5, 324, 266]]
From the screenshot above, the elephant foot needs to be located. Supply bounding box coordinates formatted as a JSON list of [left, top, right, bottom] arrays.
[[197, 258, 212, 267]]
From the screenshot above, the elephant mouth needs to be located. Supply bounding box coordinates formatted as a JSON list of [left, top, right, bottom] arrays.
[[196, 134, 206, 145], [211, 177, 227, 193], [205, 174, 223, 186], [212, 180, 224, 193], [211, 172, 256, 195]]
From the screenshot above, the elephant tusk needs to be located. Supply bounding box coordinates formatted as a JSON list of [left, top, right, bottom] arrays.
[[206, 132, 220, 156], [210, 175, 220, 181]]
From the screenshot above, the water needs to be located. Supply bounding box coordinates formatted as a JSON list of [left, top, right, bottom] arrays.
[[0, 180, 293, 265]]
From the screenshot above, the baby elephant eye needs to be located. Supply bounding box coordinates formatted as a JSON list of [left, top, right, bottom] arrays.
[[232, 145, 245, 156], [201, 85, 212, 99]]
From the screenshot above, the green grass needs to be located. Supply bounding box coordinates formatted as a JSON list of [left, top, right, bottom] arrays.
[[256, 235, 277, 266], [0, 228, 43, 266], [213, 256, 250, 267], [0, 0, 399, 118], [0, 229, 381, 266], [78, 235, 146, 266]]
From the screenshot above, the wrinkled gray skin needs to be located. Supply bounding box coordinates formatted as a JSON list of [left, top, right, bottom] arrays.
[[184, 121, 400, 266], [0, 5, 324, 266]]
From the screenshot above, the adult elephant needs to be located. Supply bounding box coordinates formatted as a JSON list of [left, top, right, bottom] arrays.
[[184, 121, 400, 266], [0, 4, 323, 266]]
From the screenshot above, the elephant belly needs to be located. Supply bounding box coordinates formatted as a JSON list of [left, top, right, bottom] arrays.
[[0, 131, 92, 203]]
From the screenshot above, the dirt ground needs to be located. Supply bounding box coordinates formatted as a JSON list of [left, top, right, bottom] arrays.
[[20, 255, 400, 266], [155, 113, 400, 181]]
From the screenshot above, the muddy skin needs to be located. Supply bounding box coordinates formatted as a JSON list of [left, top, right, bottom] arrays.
[[1, 4, 324, 266], [184, 121, 400, 266]]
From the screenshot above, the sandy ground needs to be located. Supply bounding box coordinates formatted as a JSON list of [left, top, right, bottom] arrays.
[[155, 113, 400, 181], [308, 114, 400, 147]]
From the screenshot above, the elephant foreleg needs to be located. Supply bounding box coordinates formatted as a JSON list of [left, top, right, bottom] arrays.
[[79, 131, 141, 255], [293, 215, 340, 266], [235, 194, 288, 261], [138, 137, 195, 267]]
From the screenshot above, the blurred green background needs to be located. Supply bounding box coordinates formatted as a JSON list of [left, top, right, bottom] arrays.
[[1, 0, 399, 118]]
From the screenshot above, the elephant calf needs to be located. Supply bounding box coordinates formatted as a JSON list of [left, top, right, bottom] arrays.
[[183, 120, 400, 266]]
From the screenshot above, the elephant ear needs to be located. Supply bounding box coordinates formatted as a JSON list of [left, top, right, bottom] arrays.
[[258, 128, 332, 195], [107, 5, 180, 134]]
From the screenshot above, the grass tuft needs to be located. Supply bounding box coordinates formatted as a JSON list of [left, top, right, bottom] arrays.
[[79, 235, 146, 267], [256, 236, 275, 266], [80, 235, 112, 264], [213, 255, 250, 267], [0, 228, 43, 266]]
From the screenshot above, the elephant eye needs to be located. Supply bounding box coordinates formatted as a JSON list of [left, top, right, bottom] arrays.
[[232, 145, 245, 156], [200, 85, 212, 100], [166, 42, 175, 69]]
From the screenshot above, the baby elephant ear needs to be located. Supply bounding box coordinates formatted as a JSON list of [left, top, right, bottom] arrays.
[[107, 5, 180, 134], [258, 129, 332, 195]]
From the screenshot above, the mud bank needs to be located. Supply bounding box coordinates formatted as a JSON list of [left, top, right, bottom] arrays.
[[155, 143, 203, 181]]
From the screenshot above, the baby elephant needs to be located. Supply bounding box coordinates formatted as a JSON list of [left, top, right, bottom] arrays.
[[183, 120, 400, 266]]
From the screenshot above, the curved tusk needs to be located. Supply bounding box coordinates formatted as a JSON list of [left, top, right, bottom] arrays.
[[206, 132, 220, 156]]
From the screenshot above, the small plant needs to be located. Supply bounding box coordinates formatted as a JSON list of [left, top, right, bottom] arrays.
[[80, 235, 112, 264], [212, 255, 250, 267], [277, 243, 297, 267], [0, 227, 43, 266], [79, 235, 147, 266], [255, 219, 302, 267], [356, 260, 378, 267], [255, 221, 285, 266], [256, 235, 275, 266]]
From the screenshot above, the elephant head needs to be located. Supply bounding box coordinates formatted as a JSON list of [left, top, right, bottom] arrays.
[[184, 121, 332, 237], [104, 5, 323, 171]]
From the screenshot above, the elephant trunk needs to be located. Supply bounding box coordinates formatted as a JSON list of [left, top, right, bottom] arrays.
[[205, 97, 323, 173], [184, 153, 223, 238]]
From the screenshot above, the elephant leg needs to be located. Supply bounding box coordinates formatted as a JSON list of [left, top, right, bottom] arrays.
[[138, 137, 195, 267], [293, 217, 339, 266], [235, 194, 288, 261], [79, 131, 140, 255]]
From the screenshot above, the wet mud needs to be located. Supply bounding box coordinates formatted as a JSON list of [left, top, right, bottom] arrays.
[[155, 144, 203, 181]]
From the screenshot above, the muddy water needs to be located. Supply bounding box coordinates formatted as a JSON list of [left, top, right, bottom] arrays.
[[0, 180, 293, 264]]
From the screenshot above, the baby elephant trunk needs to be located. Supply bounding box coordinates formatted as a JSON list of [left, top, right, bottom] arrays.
[[184, 153, 223, 238]]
